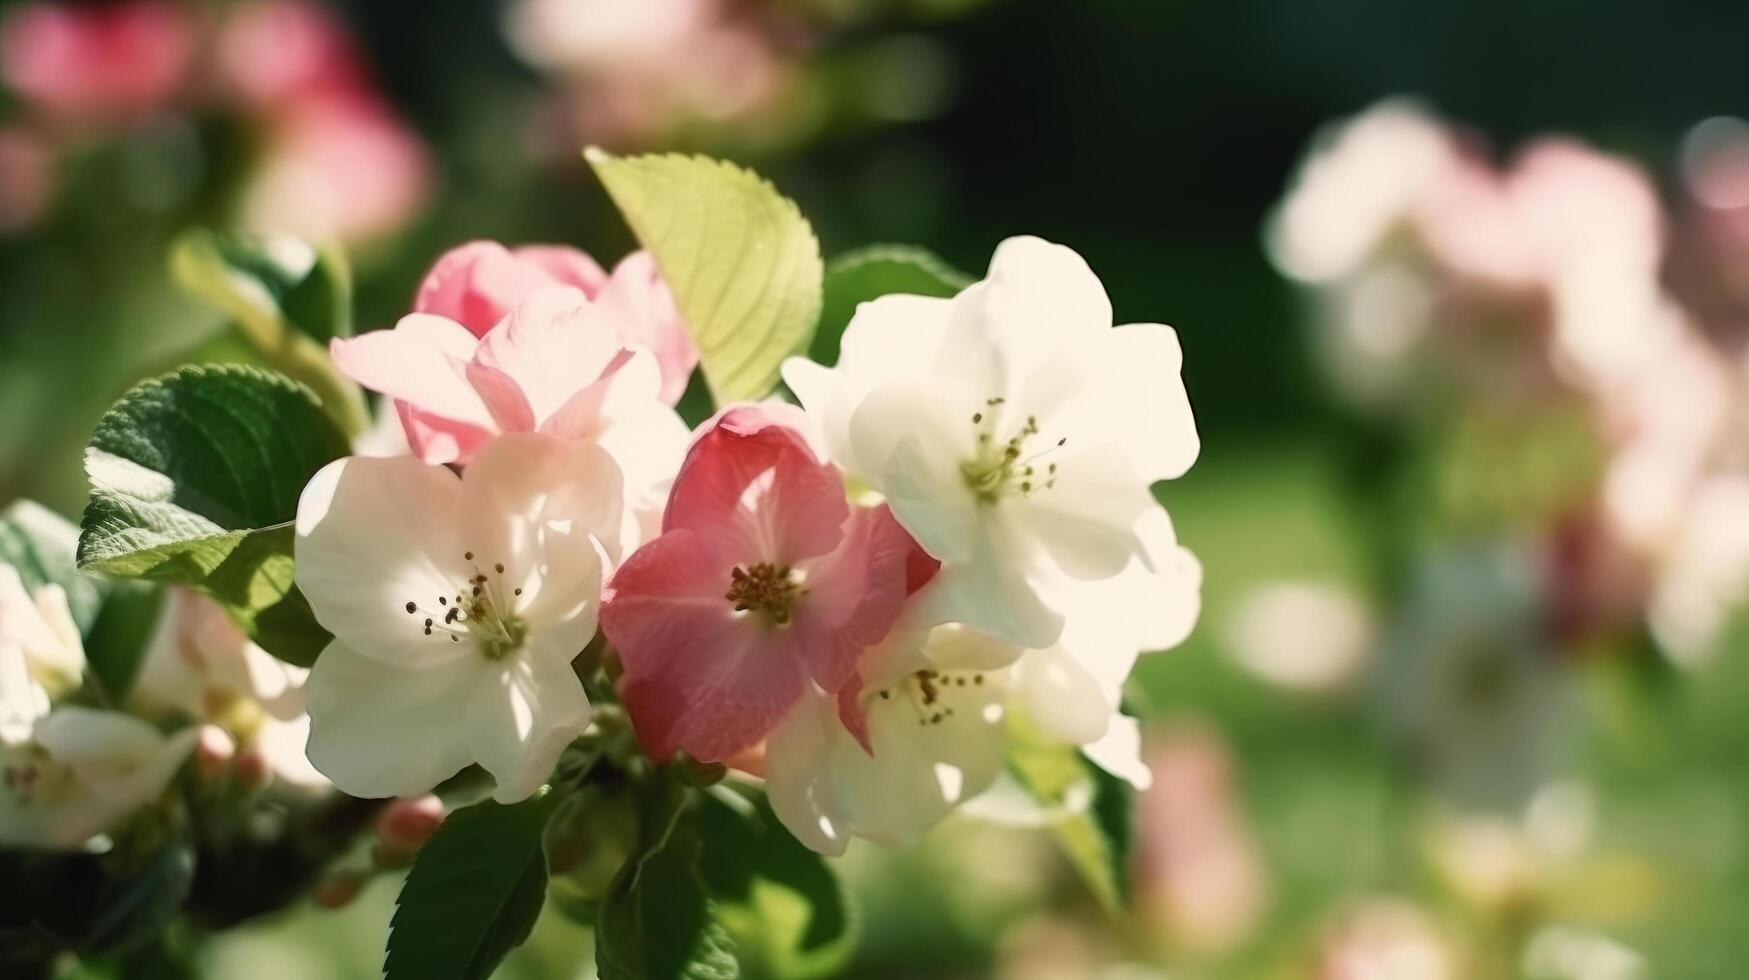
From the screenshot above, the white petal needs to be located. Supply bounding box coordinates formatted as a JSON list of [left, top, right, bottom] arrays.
[[468, 654, 592, 804], [1013, 646, 1112, 746], [0, 566, 83, 692], [1010, 441, 1151, 581], [1083, 713, 1151, 790], [0, 641, 48, 737], [303, 641, 484, 799], [295, 455, 473, 668], [460, 435, 619, 635], [1086, 324, 1200, 481], [911, 523, 1065, 650], [252, 714, 328, 787], [763, 691, 854, 857], [828, 672, 1008, 847], [935, 237, 1112, 390], [780, 357, 854, 469], [848, 381, 982, 562]]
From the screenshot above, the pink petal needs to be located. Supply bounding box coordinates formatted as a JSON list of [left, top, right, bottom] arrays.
[[470, 287, 630, 426], [791, 504, 926, 692], [414, 241, 612, 339], [602, 528, 805, 762], [591, 251, 699, 405], [330, 315, 500, 463], [664, 408, 848, 566], [512, 244, 609, 296], [395, 402, 494, 466]]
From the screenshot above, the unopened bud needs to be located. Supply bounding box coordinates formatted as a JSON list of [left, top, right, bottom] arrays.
[[312, 871, 367, 910], [372, 839, 417, 870], [194, 725, 236, 782], [377, 795, 445, 849]]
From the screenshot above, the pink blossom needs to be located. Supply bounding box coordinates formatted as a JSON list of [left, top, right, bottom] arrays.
[[215, 0, 370, 112], [242, 93, 432, 246], [601, 406, 930, 763], [414, 241, 697, 404], [0, 1, 194, 122], [0, 127, 55, 233], [330, 286, 689, 539]]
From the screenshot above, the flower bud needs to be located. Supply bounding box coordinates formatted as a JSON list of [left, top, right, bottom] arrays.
[[311, 870, 368, 910], [193, 724, 236, 783], [376, 794, 445, 850]]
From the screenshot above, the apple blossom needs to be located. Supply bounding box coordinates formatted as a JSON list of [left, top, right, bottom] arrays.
[[331, 285, 689, 548], [0, 1, 194, 122], [1013, 507, 1201, 789], [0, 562, 83, 698], [1, 644, 196, 851], [601, 405, 928, 764], [763, 623, 1017, 855], [413, 241, 696, 404], [294, 434, 623, 803], [783, 236, 1199, 649], [132, 588, 325, 786]]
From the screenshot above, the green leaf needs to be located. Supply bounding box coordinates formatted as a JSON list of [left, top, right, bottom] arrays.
[[586, 148, 823, 406], [0, 499, 105, 634], [76, 364, 349, 668], [597, 776, 739, 980], [81, 580, 164, 704], [1006, 722, 1135, 913], [170, 230, 367, 434], [386, 791, 558, 980], [812, 244, 971, 367], [695, 790, 855, 978]]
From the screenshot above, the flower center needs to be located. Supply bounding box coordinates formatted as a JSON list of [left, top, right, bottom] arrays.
[[403, 551, 529, 661], [876, 667, 993, 728], [959, 397, 1066, 504], [724, 562, 805, 627]]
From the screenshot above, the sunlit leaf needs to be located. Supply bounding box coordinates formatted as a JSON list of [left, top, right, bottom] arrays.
[[587, 148, 822, 407]]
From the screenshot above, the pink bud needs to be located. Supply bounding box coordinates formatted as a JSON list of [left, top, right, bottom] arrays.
[[193, 725, 236, 782], [376, 794, 445, 849]]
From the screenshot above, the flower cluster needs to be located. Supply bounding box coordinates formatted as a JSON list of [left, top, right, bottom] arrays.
[[0, 0, 429, 243], [291, 233, 1201, 851], [1271, 100, 1749, 670]]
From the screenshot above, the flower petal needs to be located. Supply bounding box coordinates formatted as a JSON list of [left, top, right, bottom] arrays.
[[1013, 646, 1111, 746], [848, 381, 982, 563], [604, 528, 806, 763], [934, 237, 1112, 392], [468, 654, 592, 803], [1084, 713, 1151, 790], [591, 251, 697, 405], [665, 408, 848, 566], [295, 455, 473, 668], [303, 641, 484, 799], [910, 522, 1064, 650], [329, 314, 494, 429], [792, 504, 927, 692], [472, 286, 629, 426], [1087, 323, 1200, 482], [1010, 441, 1151, 580]]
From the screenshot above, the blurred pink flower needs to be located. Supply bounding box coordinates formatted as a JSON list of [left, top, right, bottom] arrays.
[[1317, 899, 1459, 980], [601, 406, 927, 764], [0, 1, 194, 121], [242, 93, 432, 246], [215, 0, 369, 111], [1136, 725, 1269, 951], [0, 127, 55, 233], [415, 242, 697, 404], [505, 0, 786, 145]]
